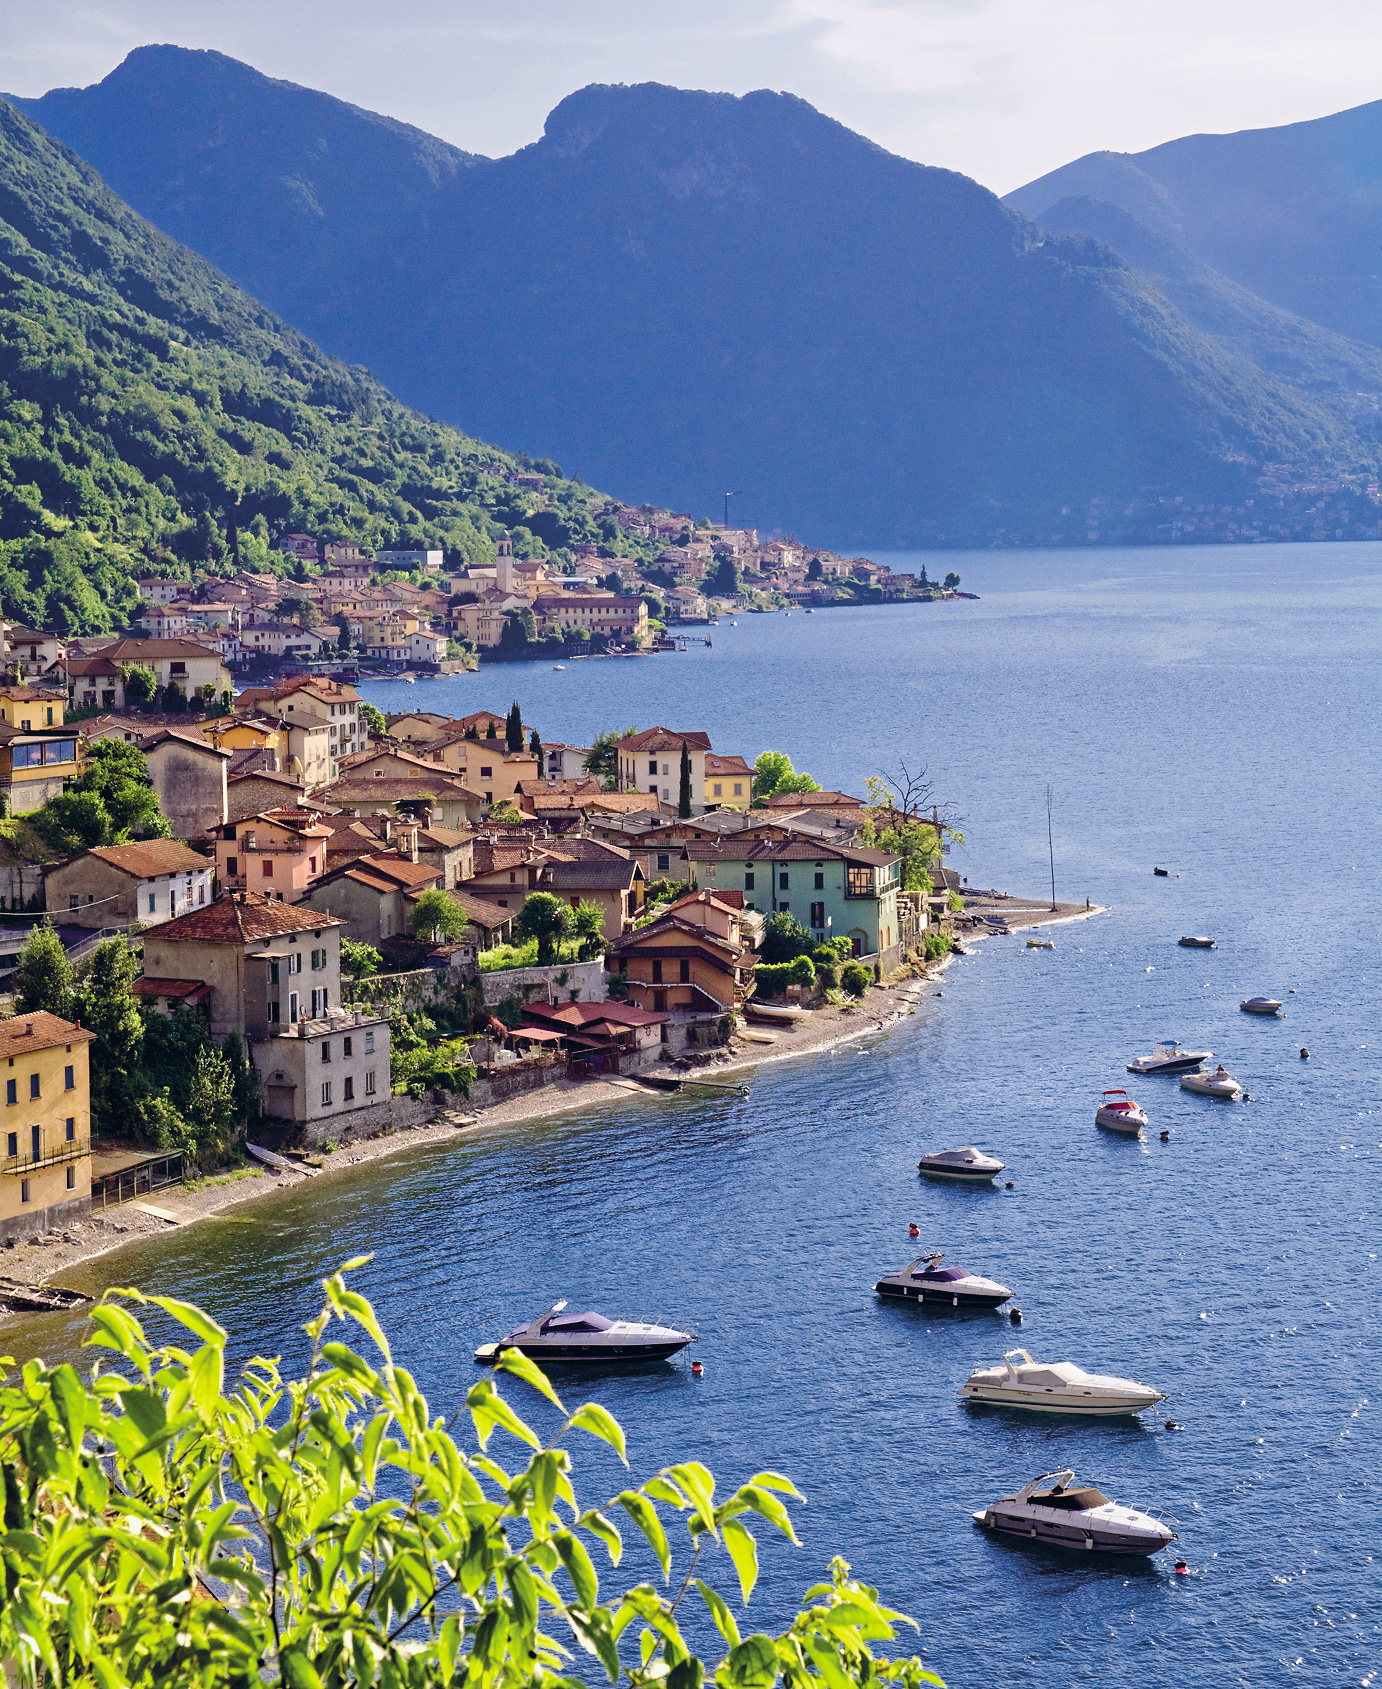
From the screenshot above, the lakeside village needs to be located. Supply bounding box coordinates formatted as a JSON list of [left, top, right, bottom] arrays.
[[1, 501, 967, 703], [0, 662, 986, 1265]]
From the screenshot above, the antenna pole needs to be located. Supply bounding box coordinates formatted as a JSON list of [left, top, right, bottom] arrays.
[[1045, 784, 1056, 912]]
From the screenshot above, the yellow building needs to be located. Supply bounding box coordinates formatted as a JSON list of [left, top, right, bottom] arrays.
[[0, 1011, 93, 1242], [0, 686, 82, 813], [204, 715, 286, 759]]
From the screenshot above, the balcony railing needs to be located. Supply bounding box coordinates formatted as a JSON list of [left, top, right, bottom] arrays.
[[3, 1136, 90, 1175]]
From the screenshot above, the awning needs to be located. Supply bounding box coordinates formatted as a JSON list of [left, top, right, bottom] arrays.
[[515, 1027, 566, 1043]]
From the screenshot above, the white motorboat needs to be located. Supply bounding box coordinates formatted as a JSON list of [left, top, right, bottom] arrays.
[[973, 1470, 1176, 1556], [1178, 936, 1216, 948], [1127, 1041, 1212, 1075], [959, 1348, 1165, 1415], [875, 1251, 1013, 1309], [1095, 1090, 1146, 1134], [1240, 997, 1282, 1016], [474, 1301, 693, 1364], [918, 1146, 1005, 1183], [1179, 1064, 1241, 1099], [552, 664, 565, 670]]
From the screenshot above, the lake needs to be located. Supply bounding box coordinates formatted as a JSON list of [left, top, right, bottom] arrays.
[[18, 542, 1381, 1685]]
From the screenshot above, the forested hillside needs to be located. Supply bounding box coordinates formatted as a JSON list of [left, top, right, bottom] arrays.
[[14, 48, 1382, 548], [0, 98, 604, 633]]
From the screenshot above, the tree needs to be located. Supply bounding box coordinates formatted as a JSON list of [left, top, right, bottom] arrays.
[[31, 790, 112, 852], [572, 898, 606, 960], [75, 936, 144, 1135], [184, 1043, 239, 1156], [487, 799, 524, 825], [359, 700, 386, 737], [221, 1029, 259, 1124], [807, 556, 823, 581], [944, 571, 961, 589], [918, 564, 930, 589], [0, 1267, 944, 1689], [505, 700, 524, 751], [514, 890, 573, 964], [760, 911, 814, 965], [73, 739, 167, 838], [485, 718, 499, 739], [275, 594, 319, 629], [711, 553, 740, 596], [341, 938, 382, 980], [465, 723, 479, 739], [585, 725, 636, 790], [336, 614, 352, 652], [409, 888, 468, 944], [751, 750, 822, 806], [530, 728, 544, 775], [121, 663, 156, 707], [12, 921, 75, 1019], [162, 680, 187, 712], [500, 608, 536, 649], [678, 738, 693, 818]]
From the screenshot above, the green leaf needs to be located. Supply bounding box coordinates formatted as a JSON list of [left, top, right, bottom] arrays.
[[724, 1634, 779, 1689], [554, 1529, 600, 1609], [147, 1294, 228, 1348], [569, 1402, 627, 1465], [737, 1485, 800, 1545], [720, 1518, 759, 1604], [695, 1579, 741, 1647], [280, 1649, 324, 1689], [495, 1347, 565, 1410], [668, 1462, 718, 1535], [47, 1364, 86, 1448], [617, 1489, 671, 1577], [746, 1470, 804, 1501], [668, 1659, 705, 1689], [187, 1342, 224, 1417], [579, 1507, 623, 1565]]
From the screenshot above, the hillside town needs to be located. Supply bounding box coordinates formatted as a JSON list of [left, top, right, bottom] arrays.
[[0, 666, 963, 1252]]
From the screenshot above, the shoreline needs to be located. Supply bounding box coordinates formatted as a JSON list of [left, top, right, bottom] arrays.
[[0, 898, 1106, 1323]]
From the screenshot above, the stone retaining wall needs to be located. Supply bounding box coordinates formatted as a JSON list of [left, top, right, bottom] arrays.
[[479, 957, 607, 1008]]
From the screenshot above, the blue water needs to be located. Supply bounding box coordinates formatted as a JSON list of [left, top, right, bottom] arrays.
[[15, 544, 1382, 1685]]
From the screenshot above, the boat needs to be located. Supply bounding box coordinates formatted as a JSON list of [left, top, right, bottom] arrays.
[[918, 1146, 1005, 1184], [1240, 997, 1282, 1016], [1095, 1090, 1146, 1134], [1179, 1064, 1242, 1099], [874, 1251, 1013, 1309], [1025, 937, 1054, 949], [0, 1276, 94, 1313], [474, 1301, 693, 1364], [1178, 936, 1215, 948], [1126, 1041, 1212, 1075], [973, 1470, 1176, 1556], [1153, 867, 1169, 877], [552, 663, 565, 671], [960, 1348, 1165, 1416], [745, 1001, 809, 1026]]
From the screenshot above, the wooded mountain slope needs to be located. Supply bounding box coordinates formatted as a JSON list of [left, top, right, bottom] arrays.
[[12, 48, 1376, 547], [0, 97, 601, 632]]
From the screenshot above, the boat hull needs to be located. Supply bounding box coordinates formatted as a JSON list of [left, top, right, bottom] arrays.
[[1240, 1000, 1281, 1015], [875, 1279, 1011, 1309], [1178, 937, 1215, 948], [975, 1509, 1171, 1555], [1127, 1055, 1207, 1074], [477, 1337, 689, 1364], [1179, 1076, 1240, 1099], [1095, 1110, 1144, 1134], [961, 1387, 1158, 1415], [919, 1165, 1001, 1183]]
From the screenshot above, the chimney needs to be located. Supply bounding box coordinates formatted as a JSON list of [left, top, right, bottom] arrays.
[[382, 816, 392, 843]]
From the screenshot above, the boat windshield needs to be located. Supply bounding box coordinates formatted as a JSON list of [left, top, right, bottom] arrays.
[[542, 1312, 614, 1334], [1032, 1486, 1110, 1510], [917, 1264, 970, 1282]]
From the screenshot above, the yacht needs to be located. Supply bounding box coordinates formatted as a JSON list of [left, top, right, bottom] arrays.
[[1240, 997, 1282, 1015], [474, 1301, 694, 1364], [1179, 1065, 1241, 1099], [875, 1252, 1013, 1309], [918, 1146, 1005, 1183], [959, 1348, 1165, 1415], [1127, 1041, 1211, 1075], [1178, 936, 1216, 948], [973, 1470, 1176, 1556], [552, 663, 565, 671], [1095, 1090, 1146, 1134]]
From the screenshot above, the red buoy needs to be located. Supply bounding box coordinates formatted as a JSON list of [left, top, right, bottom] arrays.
[[908, 1223, 920, 1237], [1174, 1560, 1188, 1575], [691, 1361, 704, 1376]]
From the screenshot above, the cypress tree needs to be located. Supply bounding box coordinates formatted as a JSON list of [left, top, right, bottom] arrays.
[[678, 740, 693, 818], [530, 729, 544, 776], [505, 701, 523, 752], [485, 720, 498, 739]]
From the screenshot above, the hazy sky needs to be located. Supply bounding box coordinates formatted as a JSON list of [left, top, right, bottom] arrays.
[[3, 0, 1382, 193]]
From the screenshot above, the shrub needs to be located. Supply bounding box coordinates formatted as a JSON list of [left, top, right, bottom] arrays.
[[924, 930, 953, 961], [752, 954, 816, 997], [760, 910, 815, 965], [811, 946, 840, 991], [841, 961, 872, 997], [948, 889, 964, 912]]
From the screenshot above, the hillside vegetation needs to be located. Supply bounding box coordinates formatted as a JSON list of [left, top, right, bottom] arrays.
[[0, 98, 608, 632], [13, 48, 1382, 547]]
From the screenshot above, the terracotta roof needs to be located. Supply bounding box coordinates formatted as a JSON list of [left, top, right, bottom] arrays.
[[98, 639, 230, 662], [332, 853, 439, 890], [760, 790, 862, 808], [516, 776, 602, 796], [152, 891, 344, 945], [705, 753, 754, 776], [64, 656, 124, 677], [131, 978, 209, 999], [0, 1011, 93, 1059], [82, 840, 211, 878], [524, 999, 669, 1029], [584, 792, 668, 814], [320, 775, 485, 805], [616, 727, 712, 754]]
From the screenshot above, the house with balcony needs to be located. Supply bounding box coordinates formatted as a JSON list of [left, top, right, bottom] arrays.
[[66, 655, 128, 712], [44, 839, 214, 929], [212, 807, 334, 901], [608, 890, 756, 1016], [0, 1011, 93, 1243], [0, 687, 81, 813], [235, 678, 367, 775], [82, 638, 231, 699], [2, 626, 65, 679]]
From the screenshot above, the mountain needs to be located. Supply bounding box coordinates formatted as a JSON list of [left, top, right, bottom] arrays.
[[1031, 197, 1382, 409], [0, 96, 606, 633], [13, 48, 1380, 548], [1006, 99, 1382, 350]]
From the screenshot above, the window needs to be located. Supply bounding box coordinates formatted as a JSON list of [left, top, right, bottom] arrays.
[[679, 958, 690, 983], [148, 892, 157, 913], [31, 1125, 40, 1158], [321, 1081, 332, 1106], [227, 856, 238, 876], [480, 766, 493, 779], [289, 952, 301, 975], [846, 866, 875, 898], [810, 902, 826, 929], [744, 872, 755, 891], [343, 1076, 354, 1101], [814, 871, 825, 889], [289, 991, 299, 1022], [364, 1030, 375, 1053], [733, 782, 743, 796], [321, 1042, 332, 1064], [170, 661, 186, 676], [67, 1165, 76, 1190], [5, 1080, 14, 1106], [656, 853, 671, 872], [268, 960, 280, 984], [20, 1179, 29, 1205], [712, 784, 722, 797], [5, 1132, 14, 1157], [69, 894, 79, 910], [64, 1065, 74, 1090], [651, 959, 664, 983], [779, 872, 790, 890], [198, 884, 206, 904], [312, 988, 326, 1016], [262, 859, 274, 877], [653, 990, 667, 1012], [648, 760, 658, 775], [29, 1074, 39, 1100], [365, 1070, 376, 1095], [65, 1116, 75, 1141]]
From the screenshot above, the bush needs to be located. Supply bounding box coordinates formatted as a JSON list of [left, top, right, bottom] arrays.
[[841, 961, 872, 997], [948, 889, 964, 912], [752, 954, 816, 997], [811, 946, 840, 991], [924, 930, 953, 961], [760, 910, 815, 965]]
